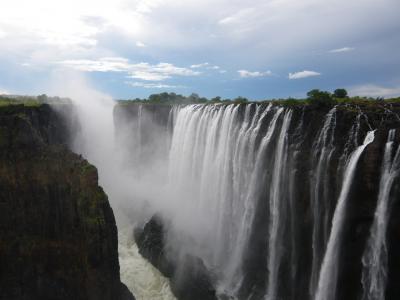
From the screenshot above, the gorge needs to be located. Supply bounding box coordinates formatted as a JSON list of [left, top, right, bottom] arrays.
[[1, 97, 400, 300]]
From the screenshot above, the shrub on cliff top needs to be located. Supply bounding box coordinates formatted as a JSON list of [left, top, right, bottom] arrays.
[[333, 88, 348, 98], [307, 89, 337, 107]]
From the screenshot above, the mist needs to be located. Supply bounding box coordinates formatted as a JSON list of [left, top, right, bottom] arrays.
[[49, 73, 257, 296], [48, 72, 180, 299]]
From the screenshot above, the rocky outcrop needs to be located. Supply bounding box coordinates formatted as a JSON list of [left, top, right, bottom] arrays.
[[134, 216, 217, 300], [0, 104, 134, 300]]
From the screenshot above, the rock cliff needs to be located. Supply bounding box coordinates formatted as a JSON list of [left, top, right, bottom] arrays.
[[0, 104, 134, 300]]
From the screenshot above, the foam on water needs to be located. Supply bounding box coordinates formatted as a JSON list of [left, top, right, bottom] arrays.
[[118, 226, 176, 300]]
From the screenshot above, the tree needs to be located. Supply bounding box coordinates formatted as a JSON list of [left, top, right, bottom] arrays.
[[333, 88, 348, 98], [189, 93, 199, 99], [149, 94, 161, 102], [306, 89, 336, 107], [211, 96, 221, 102], [37, 94, 48, 102], [233, 96, 248, 103]]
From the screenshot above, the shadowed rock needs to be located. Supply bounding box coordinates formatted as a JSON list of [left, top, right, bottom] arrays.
[[0, 104, 135, 300]]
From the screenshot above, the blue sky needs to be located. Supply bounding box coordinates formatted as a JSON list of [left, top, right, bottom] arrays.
[[0, 0, 399, 100]]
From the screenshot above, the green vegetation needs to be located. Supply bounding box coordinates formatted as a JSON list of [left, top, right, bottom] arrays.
[[81, 163, 97, 175], [0, 94, 71, 107], [306, 89, 337, 107], [333, 88, 348, 98], [271, 98, 300, 106], [2, 90, 399, 109], [117, 92, 249, 105], [0, 96, 41, 107], [118, 89, 400, 107]]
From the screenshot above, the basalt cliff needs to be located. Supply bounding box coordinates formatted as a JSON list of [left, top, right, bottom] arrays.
[[0, 104, 134, 300]]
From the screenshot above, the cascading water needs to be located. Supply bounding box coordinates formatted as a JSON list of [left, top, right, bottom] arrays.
[[114, 102, 400, 300], [119, 227, 176, 300], [166, 104, 289, 296], [222, 104, 277, 293], [265, 110, 292, 300], [309, 107, 337, 297], [315, 130, 375, 300], [362, 130, 400, 300]]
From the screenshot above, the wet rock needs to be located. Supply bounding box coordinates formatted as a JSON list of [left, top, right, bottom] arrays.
[[135, 216, 217, 300]]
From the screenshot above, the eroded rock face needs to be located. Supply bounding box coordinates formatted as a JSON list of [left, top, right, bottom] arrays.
[[134, 216, 217, 300], [0, 104, 134, 300]]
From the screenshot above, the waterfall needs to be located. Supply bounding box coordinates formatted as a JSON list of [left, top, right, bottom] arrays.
[[362, 129, 400, 300], [223, 104, 279, 293], [265, 110, 292, 300], [309, 107, 337, 296], [315, 130, 376, 300], [167, 104, 291, 296], [73, 99, 400, 300]]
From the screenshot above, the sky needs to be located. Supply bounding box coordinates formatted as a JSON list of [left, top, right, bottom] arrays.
[[0, 0, 399, 100]]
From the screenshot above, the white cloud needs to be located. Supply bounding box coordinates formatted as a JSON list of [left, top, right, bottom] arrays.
[[190, 63, 209, 68], [58, 57, 131, 72], [136, 41, 146, 47], [288, 70, 321, 79], [238, 70, 272, 78], [126, 81, 185, 89], [329, 47, 355, 53], [218, 8, 255, 25], [58, 57, 200, 81], [349, 84, 400, 98], [191, 63, 222, 71]]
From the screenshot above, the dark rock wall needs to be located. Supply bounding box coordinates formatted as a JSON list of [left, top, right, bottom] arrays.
[[0, 104, 134, 300]]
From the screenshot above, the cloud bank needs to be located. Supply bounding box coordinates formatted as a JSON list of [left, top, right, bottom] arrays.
[[58, 57, 200, 81]]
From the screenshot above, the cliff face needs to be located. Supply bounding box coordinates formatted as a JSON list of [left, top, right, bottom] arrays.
[[115, 102, 400, 300], [0, 104, 134, 300]]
